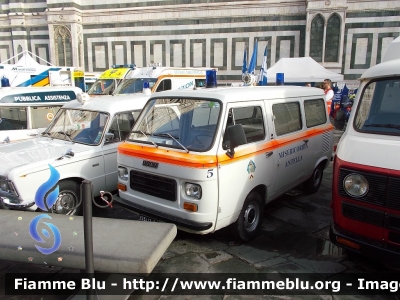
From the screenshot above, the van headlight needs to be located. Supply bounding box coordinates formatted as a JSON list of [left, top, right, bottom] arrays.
[[343, 173, 369, 197], [118, 166, 129, 181], [185, 183, 202, 199]]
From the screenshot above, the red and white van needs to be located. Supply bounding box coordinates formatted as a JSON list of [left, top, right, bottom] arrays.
[[330, 37, 400, 261]]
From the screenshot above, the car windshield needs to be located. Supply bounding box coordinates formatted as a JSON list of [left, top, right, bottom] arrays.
[[128, 98, 221, 152], [87, 79, 115, 95], [113, 78, 157, 95], [45, 108, 109, 145], [354, 77, 400, 136]]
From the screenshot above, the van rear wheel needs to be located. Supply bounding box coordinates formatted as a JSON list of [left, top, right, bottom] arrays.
[[234, 191, 263, 242], [304, 164, 323, 194]]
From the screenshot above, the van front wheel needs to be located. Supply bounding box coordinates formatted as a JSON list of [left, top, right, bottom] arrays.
[[304, 164, 323, 194], [235, 191, 263, 242]]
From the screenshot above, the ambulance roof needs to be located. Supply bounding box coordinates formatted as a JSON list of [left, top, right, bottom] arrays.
[[125, 67, 209, 79], [62, 93, 151, 114], [0, 86, 83, 105], [0, 86, 82, 96], [149, 86, 325, 103]]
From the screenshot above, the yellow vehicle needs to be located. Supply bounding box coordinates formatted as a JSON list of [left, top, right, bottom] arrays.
[[87, 64, 136, 96], [73, 70, 100, 92]]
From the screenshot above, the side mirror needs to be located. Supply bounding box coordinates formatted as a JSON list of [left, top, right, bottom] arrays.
[[226, 124, 246, 158], [104, 132, 115, 143]]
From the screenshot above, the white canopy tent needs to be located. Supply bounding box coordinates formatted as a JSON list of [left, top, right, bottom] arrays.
[[266, 57, 344, 83]]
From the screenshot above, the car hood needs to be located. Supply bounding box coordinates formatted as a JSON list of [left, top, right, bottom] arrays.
[[0, 137, 90, 176]]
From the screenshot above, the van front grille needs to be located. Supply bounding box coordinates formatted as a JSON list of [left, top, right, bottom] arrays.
[[130, 170, 176, 201], [338, 168, 395, 209], [342, 202, 384, 227]]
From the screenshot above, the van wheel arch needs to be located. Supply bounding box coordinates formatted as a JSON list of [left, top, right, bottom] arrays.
[[233, 186, 266, 242], [304, 161, 326, 194], [52, 177, 84, 215]]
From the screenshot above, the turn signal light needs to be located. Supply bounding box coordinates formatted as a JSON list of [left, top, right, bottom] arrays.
[[118, 183, 127, 191], [183, 202, 198, 212], [336, 237, 360, 250]]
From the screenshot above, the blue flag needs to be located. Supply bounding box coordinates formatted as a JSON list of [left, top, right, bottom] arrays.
[[242, 45, 247, 76], [248, 40, 258, 74], [258, 46, 268, 86]]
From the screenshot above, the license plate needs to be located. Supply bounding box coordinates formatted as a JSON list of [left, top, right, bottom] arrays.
[[138, 215, 159, 222]]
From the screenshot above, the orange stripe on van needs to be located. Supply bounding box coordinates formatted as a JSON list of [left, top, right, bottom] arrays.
[[118, 124, 333, 168], [156, 74, 205, 80], [118, 144, 218, 168]]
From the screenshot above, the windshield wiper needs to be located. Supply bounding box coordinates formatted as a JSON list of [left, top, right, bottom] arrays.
[[153, 133, 189, 153], [364, 124, 400, 130], [57, 131, 74, 142], [131, 130, 158, 147], [41, 131, 51, 138]]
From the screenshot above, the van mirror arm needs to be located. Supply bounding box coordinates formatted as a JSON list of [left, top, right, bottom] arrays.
[[226, 148, 235, 158]]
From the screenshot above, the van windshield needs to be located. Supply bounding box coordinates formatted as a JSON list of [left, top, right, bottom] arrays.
[[45, 108, 108, 145], [128, 98, 221, 152], [87, 79, 115, 95], [354, 77, 400, 136], [113, 78, 157, 94]]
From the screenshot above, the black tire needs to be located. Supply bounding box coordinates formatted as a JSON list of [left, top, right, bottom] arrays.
[[304, 164, 323, 194], [234, 191, 263, 242], [52, 180, 82, 215]]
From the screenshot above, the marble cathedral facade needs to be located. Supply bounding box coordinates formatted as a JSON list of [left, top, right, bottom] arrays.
[[0, 0, 399, 82]]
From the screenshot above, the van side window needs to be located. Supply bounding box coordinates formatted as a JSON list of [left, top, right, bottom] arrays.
[[106, 112, 136, 143], [222, 106, 265, 149], [31, 106, 61, 129], [0, 107, 27, 130], [156, 79, 172, 92], [304, 99, 327, 127], [195, 79, 206, 88], [272, 102, 302, 136]]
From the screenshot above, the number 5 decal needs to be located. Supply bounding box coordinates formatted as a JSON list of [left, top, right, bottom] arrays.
[[207, 169, 214, 178]]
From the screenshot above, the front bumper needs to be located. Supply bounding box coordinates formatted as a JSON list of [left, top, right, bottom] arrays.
[[0, 194, 36, 211], [330, 223, 400, 262], [114, 194, 213, 232]]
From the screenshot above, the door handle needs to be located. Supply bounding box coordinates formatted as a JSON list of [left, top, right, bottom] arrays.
[[303, 139, 309, 143], [265, 151, 273, 157]]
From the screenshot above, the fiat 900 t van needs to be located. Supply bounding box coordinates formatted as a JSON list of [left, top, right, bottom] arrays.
[[116, 86, 333, 241], [330, 37, 400, 260], [0, 93, 150, 214]]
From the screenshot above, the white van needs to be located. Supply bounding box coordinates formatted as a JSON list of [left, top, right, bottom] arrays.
[[116, 86, 333, 241], [330, 37, 400, 260], [112, 65, 212, 95], [0, 93, 150, 214], [0, 86, 82, 143]]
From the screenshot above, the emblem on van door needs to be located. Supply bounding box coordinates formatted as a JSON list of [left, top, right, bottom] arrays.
[[142, 160, 159, 168], [247, 160, 256, 180]]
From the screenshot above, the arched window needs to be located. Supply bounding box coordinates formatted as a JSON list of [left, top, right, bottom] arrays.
[[324, 14, 341, 62], [54, 26, 73, 66], [310, 14, 325, 62]]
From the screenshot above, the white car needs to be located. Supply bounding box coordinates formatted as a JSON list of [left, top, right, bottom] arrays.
[[0, 93, 150, 214]]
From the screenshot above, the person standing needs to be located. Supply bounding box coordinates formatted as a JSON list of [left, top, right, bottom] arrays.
[[323, 79, 334, 116]]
